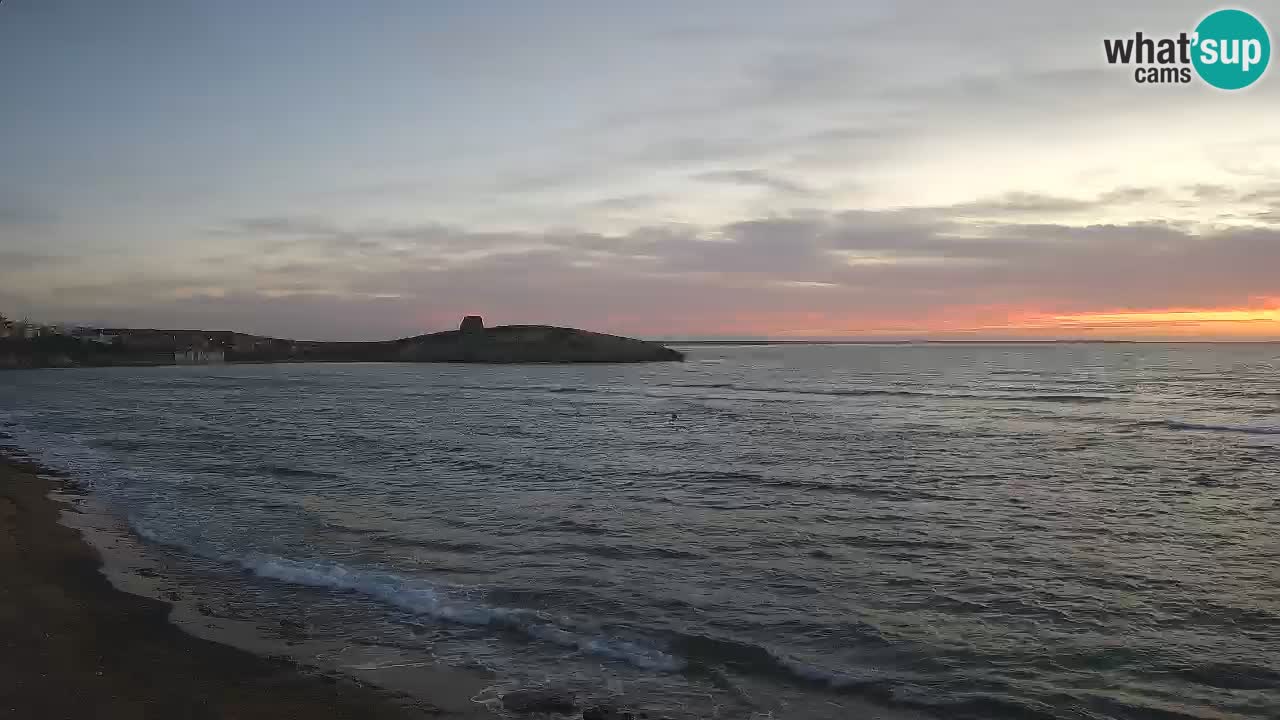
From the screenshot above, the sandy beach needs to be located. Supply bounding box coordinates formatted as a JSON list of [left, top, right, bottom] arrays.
[[0, 452, 485, 719]]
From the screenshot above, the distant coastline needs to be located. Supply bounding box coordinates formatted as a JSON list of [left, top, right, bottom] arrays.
[[665, 339, 1280, 345], [0, 315, 683, 369]]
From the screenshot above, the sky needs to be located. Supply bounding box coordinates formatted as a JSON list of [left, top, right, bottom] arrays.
[[2, 0, 1280, 341]]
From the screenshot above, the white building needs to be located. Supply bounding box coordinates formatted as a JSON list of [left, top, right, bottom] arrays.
[[71, 327, 119, 345], [175, 348, 226, 365]]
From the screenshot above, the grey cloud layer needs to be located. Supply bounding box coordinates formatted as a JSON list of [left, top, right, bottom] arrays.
[[11, 187, 1269, 339]]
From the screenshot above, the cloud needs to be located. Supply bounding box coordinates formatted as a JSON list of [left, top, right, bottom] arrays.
[[226, 217, 539, 261], [587, 194, 668, 212], [11, 160, 1274, 340], [0, 250, 65, 270], [1187, 184, 1234, 201], [694, 169, 812, 195], [0, 195, 55, 226], [58, 190, 1269, 339], [1240, 185, 1280, 205], [946, 192, 1100, 216]]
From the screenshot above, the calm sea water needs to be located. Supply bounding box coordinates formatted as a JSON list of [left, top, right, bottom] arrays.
[[2, 344, 1279, 719]]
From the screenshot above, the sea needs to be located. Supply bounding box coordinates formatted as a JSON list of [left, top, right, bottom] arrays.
[[1, 343, 1278, 719]]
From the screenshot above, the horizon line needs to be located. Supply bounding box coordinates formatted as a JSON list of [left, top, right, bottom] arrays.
[[655, 338, 1280, 345]]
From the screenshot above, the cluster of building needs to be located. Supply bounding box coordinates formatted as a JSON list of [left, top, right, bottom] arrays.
[[0, 316, 47, 339], [1, 318, 123, 343], [101, 329, 230, 364], [1, 314, 292, 365]]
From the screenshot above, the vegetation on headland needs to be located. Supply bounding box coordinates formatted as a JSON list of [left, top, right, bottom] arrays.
[[0, 335, 157, 369]]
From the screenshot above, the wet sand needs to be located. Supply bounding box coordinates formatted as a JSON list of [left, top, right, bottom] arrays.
[[0, 453, 485, 719]]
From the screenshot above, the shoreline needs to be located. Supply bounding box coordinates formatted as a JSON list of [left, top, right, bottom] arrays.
[[0, 450, 491, 719], [0, 431, 929, 720]]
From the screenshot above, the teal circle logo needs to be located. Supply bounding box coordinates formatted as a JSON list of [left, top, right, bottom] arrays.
[[1192, 9, 1270, 89]]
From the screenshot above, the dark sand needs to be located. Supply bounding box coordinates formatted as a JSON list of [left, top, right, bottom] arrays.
[[0, 453, 485, 719]]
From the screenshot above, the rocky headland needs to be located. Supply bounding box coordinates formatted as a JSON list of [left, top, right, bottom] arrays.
[[395, 316, 684, 363]]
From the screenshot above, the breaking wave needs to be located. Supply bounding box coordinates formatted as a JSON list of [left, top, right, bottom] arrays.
[[127, 516, 683, 673], [245, 555, 684, 671]]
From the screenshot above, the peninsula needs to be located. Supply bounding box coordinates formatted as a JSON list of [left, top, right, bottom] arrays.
[[0, 316, 684, 368]]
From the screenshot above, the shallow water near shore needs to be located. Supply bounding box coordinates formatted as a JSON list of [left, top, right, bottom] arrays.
[[3, 343, 1279, 719]]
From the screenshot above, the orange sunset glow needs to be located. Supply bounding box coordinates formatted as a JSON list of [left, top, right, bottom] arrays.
[[635, 303, 1280, 341], [1020, 306, 1280, 338]]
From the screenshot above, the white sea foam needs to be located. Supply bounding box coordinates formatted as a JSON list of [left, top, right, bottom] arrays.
[[239, 554, 684, 672], [119, 521, 685, 672], [128, 517, 172, 546], [771, 652, 883, 690], [1, 414, 683, 673], [0, 417, 121, 493]]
